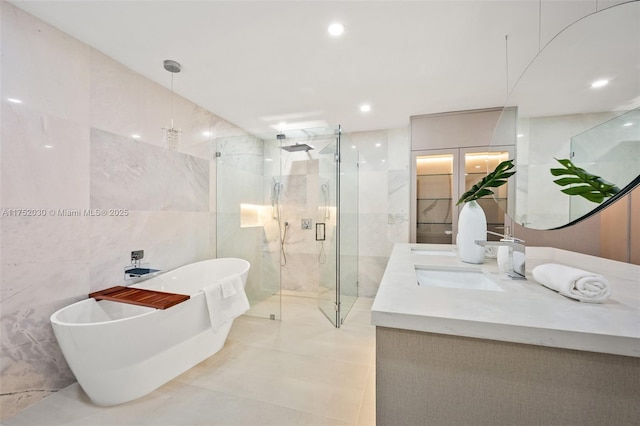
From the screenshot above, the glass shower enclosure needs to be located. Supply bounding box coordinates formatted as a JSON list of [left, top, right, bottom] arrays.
[[215, 125, 358, 327]]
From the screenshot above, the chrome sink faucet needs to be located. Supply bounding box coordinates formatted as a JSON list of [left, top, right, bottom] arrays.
[[475, 233, 527, 280]]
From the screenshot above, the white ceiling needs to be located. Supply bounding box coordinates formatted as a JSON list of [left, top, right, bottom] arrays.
[[8, 0, 627, 136]]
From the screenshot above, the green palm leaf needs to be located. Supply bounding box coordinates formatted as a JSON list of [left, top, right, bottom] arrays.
[[550, 158, 620, 204], [456, 159, 516, 205]]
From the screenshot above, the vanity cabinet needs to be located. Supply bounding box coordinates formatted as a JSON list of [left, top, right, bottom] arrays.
[[372, 244, 640, 426], [376, 326, 640, 426], [411, 108, 515, 243]]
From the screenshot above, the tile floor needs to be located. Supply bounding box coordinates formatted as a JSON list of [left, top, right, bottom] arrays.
[[4, 296, 376, 426]]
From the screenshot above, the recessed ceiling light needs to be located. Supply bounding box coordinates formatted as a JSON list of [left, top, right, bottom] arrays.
[[517, 133, 524, 138], [591, 79, 609, 88], [202, 131, 212, 137], [131, 134, 141, 139], [44, 145, 53, 149], [328, 22, 344, 37], [360, 104, 371, 113], [7, 98, 22, 104], [375, 143, 381, 147], [623, 122, 633, 127]]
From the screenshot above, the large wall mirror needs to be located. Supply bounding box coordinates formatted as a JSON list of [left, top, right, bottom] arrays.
[[492, 1, 640, 230]]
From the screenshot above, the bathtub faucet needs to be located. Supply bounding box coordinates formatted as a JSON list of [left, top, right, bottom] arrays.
[[131, 249, 144, 267], [125, 249, 160, 280]]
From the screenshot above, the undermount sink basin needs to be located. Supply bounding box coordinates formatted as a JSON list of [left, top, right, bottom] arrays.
[[411, 248, 456, 257], [415, 267, 504, 292]]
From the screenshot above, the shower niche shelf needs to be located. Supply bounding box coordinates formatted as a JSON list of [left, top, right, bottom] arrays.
[[89, 286, 190, 310]]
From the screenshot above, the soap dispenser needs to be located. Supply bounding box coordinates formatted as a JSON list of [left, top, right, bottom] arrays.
[[497, 226, 513, 273]]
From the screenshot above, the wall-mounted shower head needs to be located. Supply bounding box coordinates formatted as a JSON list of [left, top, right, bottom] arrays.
[[281, 143, 314, 152]]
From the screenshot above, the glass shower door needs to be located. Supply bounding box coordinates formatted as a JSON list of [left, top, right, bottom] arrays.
[[337, 130, 358, 326], [316, 128, 358, 327], [317, 135, 339, 326], [216, 134, 281, 320]]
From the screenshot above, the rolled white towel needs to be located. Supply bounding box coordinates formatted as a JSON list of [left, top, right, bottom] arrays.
[[532, 263, 611, 303]]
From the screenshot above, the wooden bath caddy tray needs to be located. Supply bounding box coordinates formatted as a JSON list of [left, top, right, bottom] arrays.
[[89, 286, 190, 309]]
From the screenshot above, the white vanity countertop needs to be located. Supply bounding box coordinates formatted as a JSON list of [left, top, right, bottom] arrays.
[[371, 243, 640, 357]]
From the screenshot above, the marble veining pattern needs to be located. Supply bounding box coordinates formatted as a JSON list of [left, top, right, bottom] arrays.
[[215, 135, 263, 173], [88, 211, 212, 291], [90, 128, 209, 212], [352, 128, 411, 295]]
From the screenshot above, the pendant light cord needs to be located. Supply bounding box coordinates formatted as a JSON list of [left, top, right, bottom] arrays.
[[505, 34, 509, 98], [170, 71, 174, 128], [538, 0, 542, 52]]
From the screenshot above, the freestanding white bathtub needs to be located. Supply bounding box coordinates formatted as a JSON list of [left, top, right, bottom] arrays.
[[50, 258, 250, 406]]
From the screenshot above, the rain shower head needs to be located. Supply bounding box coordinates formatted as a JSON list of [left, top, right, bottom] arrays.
[[280, 143, 314, 152]]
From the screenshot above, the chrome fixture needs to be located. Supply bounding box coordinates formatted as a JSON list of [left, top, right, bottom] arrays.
[[131, 249, 144, 266], [125, 249, 159, 280], [281, 143, 314, 152], [321, 182, 330, 220], [271, 178, 289, 266], [280, 221, 289, 266], [125, 267, 160, 280], [162, 59, 182, 151], [475, 237, 526, 280], [277, 132, 314, 152], [271, 178, 282, 219]]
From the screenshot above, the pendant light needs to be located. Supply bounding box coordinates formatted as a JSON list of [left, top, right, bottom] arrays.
[[162, 59, 182, 151]]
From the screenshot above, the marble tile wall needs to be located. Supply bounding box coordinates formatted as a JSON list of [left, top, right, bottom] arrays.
[[274, 138, 339, 296], [265, 139, 328, 297], [91, 129, 210, 212], [351, 128, 411, 297], [0, 2, 246, 420]]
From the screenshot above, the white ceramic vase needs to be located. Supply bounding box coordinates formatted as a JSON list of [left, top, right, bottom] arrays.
[[456, 200, 487, 264]]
